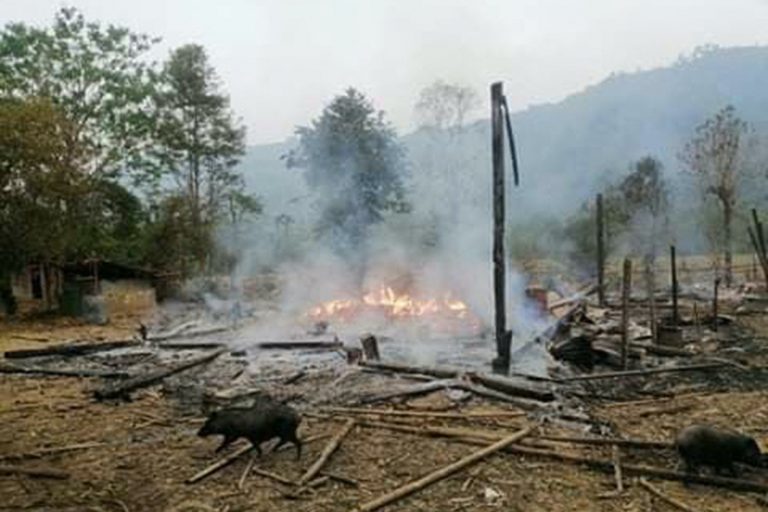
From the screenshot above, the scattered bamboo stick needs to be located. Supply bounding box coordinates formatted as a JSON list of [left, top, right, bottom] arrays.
[[298, 419, 355, 485], [321, 471, 360, 487], [612, 446, 623, 493], [537, 434, 670, 450], [0, 464, 69, 479], [0, 441, 106, 461], [355, 419, 768, 493], [356, 425, 534, 512], [187, 434, 328, 485], [186, 444, 253, 484], [638, 478, 697, 512], [237, 455, 256, 490], [352, 418, 502, 442], [562, 362, 726, 382], [358, 379, 459, 404], [0, 363, 128, 379], [324, 406, 525, 420], [4, 340, 139, 359], [250, 467, 295, 486], [353, 418, 670, 449], [499, 444, 768, 494]]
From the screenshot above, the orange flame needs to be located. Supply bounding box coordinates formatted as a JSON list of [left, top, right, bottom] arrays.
[[307, 285, 474, 324]]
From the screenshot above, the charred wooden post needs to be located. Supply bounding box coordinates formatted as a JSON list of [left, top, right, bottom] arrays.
[[749, 208, 768, 288], [753, 208, 767, 259], [621, 258, 632, 370], [670, 245, 678, 327], [360, 334, 380, 361], [491, 82, 510, 372], [645, 260, 657, 345], [596, 193, 606, 307]]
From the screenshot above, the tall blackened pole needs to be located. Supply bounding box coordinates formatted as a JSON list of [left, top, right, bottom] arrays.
[[491, 82, 510, 372]]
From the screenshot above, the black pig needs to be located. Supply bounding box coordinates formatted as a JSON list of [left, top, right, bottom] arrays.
[[198, 402, 302, 459], [675, 424, 762, 476]]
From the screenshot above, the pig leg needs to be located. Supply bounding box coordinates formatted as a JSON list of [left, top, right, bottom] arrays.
[[274, 431, 302, 460], [215, 435, 237, 453], [289, 432, 302, 460]]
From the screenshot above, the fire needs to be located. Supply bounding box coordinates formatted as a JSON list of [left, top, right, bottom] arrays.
[[307, 285, 475, 325]]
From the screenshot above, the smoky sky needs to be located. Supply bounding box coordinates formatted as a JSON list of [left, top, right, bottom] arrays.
[[3, 0, 768, 144]]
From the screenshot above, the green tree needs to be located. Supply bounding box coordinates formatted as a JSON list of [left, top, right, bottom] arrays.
[[153, 44, 255, 273], [680, 106, 749, 286], [0, 98, 90, 311], [0, 7, 161, 184], [285, 88, 408, 266]]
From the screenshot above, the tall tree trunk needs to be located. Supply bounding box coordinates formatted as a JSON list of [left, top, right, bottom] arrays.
[[723, 201, 733, 287]]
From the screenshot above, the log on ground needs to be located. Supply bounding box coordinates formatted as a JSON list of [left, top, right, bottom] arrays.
[[94, 348, 226, 400]]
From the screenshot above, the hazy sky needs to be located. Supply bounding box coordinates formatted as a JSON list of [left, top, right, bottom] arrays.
[[2, 1, 768, 144]]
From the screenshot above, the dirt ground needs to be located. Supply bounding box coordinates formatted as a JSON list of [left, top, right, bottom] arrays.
[[2, 313, 768, 511]]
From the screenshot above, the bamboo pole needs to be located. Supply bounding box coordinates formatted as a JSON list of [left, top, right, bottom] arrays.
[[638, 478, 697, 512], [356, 426, 534, 512], [186, 444, 253, 484], [298, 418, 355, 485], [324, 407, 526, 420], [562, 362, 725, 382]]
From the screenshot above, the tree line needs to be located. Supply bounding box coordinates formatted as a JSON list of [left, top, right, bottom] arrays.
[[0, 8, 258, 312]]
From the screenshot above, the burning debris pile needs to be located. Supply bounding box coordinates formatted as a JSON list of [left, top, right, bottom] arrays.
[[306, 284, 477, 327]]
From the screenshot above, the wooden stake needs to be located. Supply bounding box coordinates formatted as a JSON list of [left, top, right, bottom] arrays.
[[621, 258, 632, 370], [638, 478, 697, 512], [298, 418, 355, 485], [355, 425, 534, 512], [670, 246, 678, 327], [360, 335, 380, 361], [748, 226, 768, 288], [596, 193, 606, 307], [646, 260, 657, 345]]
